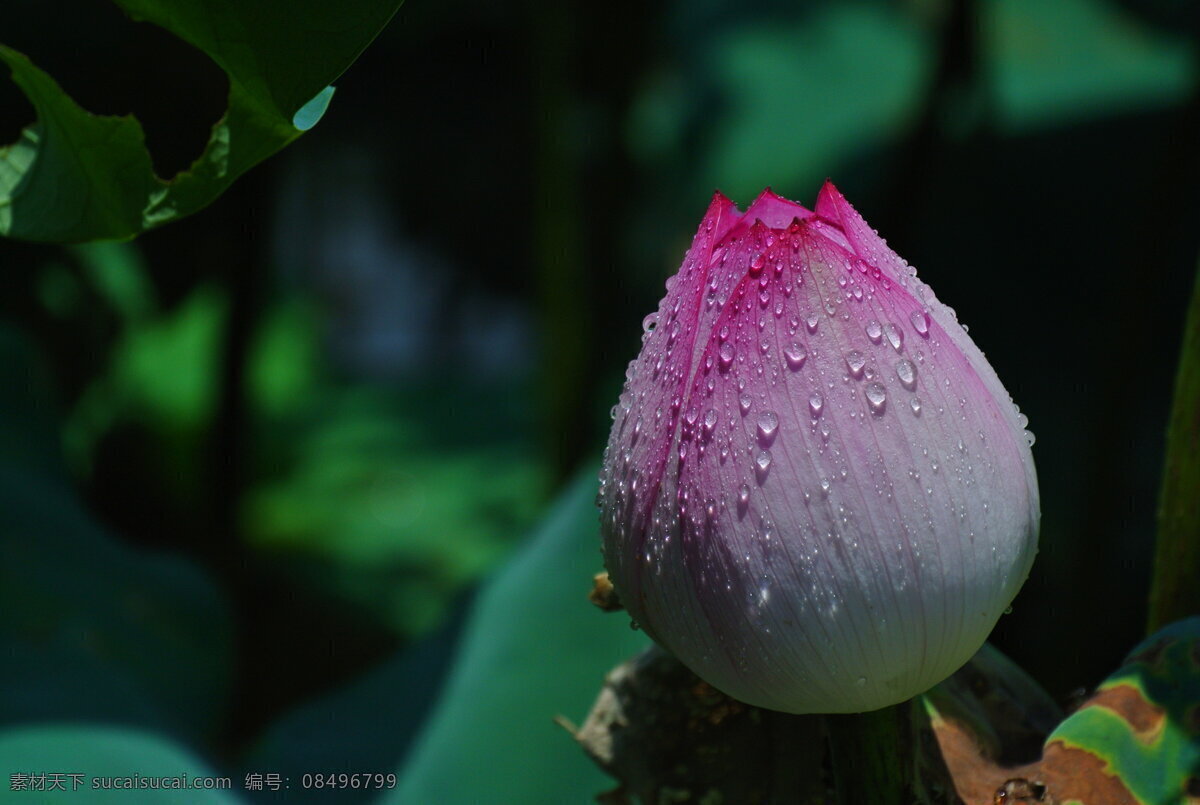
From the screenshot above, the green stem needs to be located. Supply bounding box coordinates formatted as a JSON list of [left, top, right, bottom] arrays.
[[825, 699, 953, 804], [1148, 257, 1200, 634]]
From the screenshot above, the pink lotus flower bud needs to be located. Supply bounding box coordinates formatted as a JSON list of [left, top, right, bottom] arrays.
[[598, 183, 1039, 714]]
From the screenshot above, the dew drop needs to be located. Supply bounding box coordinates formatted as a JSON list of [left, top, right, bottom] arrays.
[[809, 393, 824, 418], [909, 397, 922, 415], [703, 408, 718, 436], [719, 342, 735, 370], [739, 393, 753, 415], [755, 450, 773, 480], [910, 309, 930, 337], [805, 314, 820, 333], [855, 676, 867, 688], [1025, 431, 1037, 447], [865, 320, 882, 343], [757, 411, 779, 444], [784, 342, 808, 370], [749, 254, 765, 275], [845, 350, 866, 379], [738, 483, 751, 508], [895, 359, 917, 390], [884, 322, 903, 351], [642, 314, 658, 333], [865, 382, 887, 415]]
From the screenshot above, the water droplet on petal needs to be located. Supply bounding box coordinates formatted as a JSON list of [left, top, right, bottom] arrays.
[[738, 483, 751, 509], [809, 393, 824, 418], [884, 322, 903, 351], [755, 450, 773, 481], [719, 342, 735, 370], [739, 393, 753, 415], [1025, 431, 1037, 447], [910, 397, 922, 416], [865, 382, 887, 415], [805, 314, 820, 333], [865, 320, 882, 343], [784, 342, 807, 370], [642, 314, 658, 333], [845, 350, 866, 379], [910, 310, 930, 337], [757, 411, 779, 445], [895, 359, 917, 390]]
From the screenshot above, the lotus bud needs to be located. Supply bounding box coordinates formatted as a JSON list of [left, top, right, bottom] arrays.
[[598, 183, 1039, 714]]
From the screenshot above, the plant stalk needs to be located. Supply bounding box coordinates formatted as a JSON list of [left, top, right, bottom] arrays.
[[1147, 256, 1200, 633], [825, 698, 953, 804]]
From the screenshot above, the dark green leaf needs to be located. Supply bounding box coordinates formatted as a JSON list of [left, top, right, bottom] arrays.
[[0, 0, 401, 243], [1148, 258, 1200, 632], [0, 724, 239, 803], [0, 324, 233, 743], [1043, 617, 1200, 802], [388, 469, 649, 804]]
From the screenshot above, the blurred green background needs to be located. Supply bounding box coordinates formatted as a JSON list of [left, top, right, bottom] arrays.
[[1, 0, 1197, 801]]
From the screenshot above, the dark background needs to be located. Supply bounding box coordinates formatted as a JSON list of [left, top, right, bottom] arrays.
[[1, 0, 1198, 793]]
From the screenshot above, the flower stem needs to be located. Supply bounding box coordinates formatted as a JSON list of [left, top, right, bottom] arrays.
[[1148, 256, 1200, 633], [825, 699, 953, 804]]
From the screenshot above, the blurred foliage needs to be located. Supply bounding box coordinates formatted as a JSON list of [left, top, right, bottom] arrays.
[[239, 471, 650, 804], [44, 241, 547, 637], [627, 0, 1193, 208], [0, 0, 401, 242], [1148, 258, 1200, 632], [637, 4, 933, 204], [388, 470, 649, 805], [242, 606, 468, 803], [1045, 617, 1200, 802], [0, 724, 237, 803], [986, 0, 1193, 132], [0, 326, 232, 745], [244, 379, 548, 636]]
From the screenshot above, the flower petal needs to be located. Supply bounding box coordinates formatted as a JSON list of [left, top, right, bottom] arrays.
[[599, 192, 738, 626], [602, 186, 1040, 714]]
